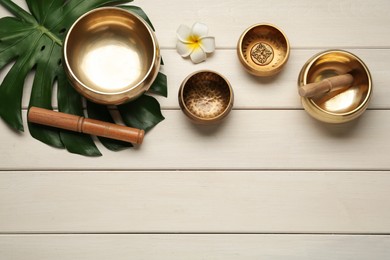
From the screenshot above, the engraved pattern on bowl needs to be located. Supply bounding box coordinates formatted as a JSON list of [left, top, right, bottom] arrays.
[[238, 24, 290, 77]]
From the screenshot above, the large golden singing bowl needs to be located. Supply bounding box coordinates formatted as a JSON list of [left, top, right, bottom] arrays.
[[298, 50, 372, 124], [178, 71, 234, 124], [237, 23, 290, 77], [64, 7, 160, 105]]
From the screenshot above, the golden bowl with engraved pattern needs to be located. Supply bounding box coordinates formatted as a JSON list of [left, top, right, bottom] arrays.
[[298, 50, 372, 124], [178, 70, 234, 124], [63, 7, 160, 105], [237, 23, 290, 77]]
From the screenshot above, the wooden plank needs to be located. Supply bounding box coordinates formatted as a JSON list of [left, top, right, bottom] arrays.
[[1, 1, 390, 110], [158, 48, 388, 109], [3, 48, 389, 110], [1, 234, 390, 260], [142, 0, 390, 48], [1, 171, 390, 233], [1, 0, 390, 48], [1, 110, 390, 170]]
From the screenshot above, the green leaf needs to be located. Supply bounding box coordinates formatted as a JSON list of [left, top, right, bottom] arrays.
[[0, 26, 40, 131], [118, 95, 165, 132], [149, 72, 168, 97], [57, 72, 102, 157], [28, 42, 63, 148], [0, 0, 35, 23], [0, 0, 167, 156], [87, 101, 132, 151], [25, 0, 63, 25], [0, 17, 35, 69]]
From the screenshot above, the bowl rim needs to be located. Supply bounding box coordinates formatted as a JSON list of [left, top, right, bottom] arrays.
[[179, 70, 234, 122], [63, 6, 159, 96], [301, 49, 372, 117], [237, 23, 290, 75]]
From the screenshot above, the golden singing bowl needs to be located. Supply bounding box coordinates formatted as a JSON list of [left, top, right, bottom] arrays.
[[298, 50, 372, 124], [63, 7, 160, 105], [178, 71, 234, 124], [237, 23, 290, 77]]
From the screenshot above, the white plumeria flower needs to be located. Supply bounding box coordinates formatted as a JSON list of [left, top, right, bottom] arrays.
[[176, 22, 215, 64]]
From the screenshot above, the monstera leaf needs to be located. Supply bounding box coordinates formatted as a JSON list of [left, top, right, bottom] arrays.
[[0, 0, 167, 156]]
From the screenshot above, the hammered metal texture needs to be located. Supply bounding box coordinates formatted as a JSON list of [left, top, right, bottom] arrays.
[[179, 71, 233, 124]]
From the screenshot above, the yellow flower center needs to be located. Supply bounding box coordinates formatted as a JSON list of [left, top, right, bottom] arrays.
[[187, 35, 201, 49]]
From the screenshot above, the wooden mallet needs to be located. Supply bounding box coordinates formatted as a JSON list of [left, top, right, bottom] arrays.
[[298, 73, 354, 98], [28, 107, 144, 145]]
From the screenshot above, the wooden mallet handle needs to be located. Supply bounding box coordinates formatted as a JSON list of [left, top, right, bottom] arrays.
[[28, 107, 144, 145], [299, 73, 354, 98]]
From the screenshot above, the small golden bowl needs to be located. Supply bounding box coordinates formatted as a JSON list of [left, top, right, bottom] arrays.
[[63, 7, 160, 105], [298, 50, 372, 124], [237, 23, 290, 77], [178, 71, 234, 124]]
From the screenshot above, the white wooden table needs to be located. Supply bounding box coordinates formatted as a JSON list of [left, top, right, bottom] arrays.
[[1, 0, 390, 259]]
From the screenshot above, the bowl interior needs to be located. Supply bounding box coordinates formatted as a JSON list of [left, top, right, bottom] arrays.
[[304, 51, 371, 115], [240, 24, 289, 74], [182, 72, 232, 120], [65, 8, 155, 94]]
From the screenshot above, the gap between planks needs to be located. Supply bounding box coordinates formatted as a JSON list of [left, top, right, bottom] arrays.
[[1, 232, 390, 236]]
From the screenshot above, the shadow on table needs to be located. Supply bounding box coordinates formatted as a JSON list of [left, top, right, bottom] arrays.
[[183, 114, 232, 137], [307, 113, 365, 138]]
